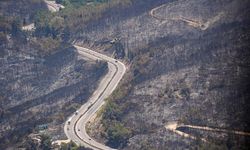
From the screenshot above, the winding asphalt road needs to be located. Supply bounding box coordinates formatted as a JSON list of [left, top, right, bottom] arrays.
[[42, 1, 124, 149], [43, 1, 246, 148], [64, 45, 126, 150]]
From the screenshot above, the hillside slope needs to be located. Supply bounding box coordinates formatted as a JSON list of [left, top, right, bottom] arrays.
[[79, 0, 250, 149], [0, 0, 47, 24], [1, 0, 250, 149], [0, 1, 108, 149]]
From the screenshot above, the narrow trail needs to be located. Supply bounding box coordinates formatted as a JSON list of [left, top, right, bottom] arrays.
[[180, 124, 250, 136], [151, 3, 247, 142], [149, 4, 166, 21], [165, 123, 207, 142], [149, 3, 224, 30], [165, 122, 250, 143]]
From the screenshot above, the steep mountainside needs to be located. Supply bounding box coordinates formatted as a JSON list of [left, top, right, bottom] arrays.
[[80, 0, 250, 149], [0, 39, 107, 148], [1, 0, 250, 149], [0, 1, 107, 149], [0, 0, 47, 24]]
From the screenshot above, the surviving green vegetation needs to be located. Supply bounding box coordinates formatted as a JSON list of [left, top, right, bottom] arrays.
[[55, 0, 109, 7], [0, 0, 109, 149], [60, 141, 92, 150], [23, 134, 91, 150], [33, 0, 132, 44], [100, 84, 133, 148]]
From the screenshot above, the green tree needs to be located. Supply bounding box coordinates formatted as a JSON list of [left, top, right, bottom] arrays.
[[106, 122, 132, 148], [40, 134, 52, 150], [103, 101, 122, 120]]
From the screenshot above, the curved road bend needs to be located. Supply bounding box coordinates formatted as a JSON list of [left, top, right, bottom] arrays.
[[149, 4, 166, 21], [64, 45, 126, 150]]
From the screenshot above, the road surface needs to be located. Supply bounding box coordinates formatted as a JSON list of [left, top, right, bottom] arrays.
[[43, 1, 123, 149], [64, 45, 126, 150]]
